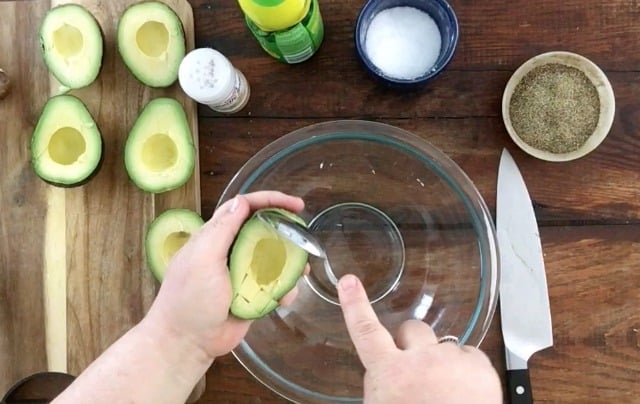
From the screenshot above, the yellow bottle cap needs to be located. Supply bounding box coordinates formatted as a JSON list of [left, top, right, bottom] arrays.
[[238, 0, 309, 31]]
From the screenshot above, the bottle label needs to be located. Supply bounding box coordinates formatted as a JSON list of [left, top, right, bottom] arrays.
[[245, 0, 324, 64], [208, 70, 248, 113]]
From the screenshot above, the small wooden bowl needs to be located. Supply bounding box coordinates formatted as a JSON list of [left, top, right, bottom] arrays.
[[502, 51, 615, 162]]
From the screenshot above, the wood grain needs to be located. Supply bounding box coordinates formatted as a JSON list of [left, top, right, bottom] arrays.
[[196, 117, 640, 223], [188, 0, 640, 71], [4, 0, 640, 402], [193, 69, 640, 120], [49, 0, 201, 385], [184, 0, 640, 120], [0, 0, 201, 398], [523, 225, 640, 402], [198, 225, 640, 403], [189, 0, 640, 401], [0, 0, 52, 396], [48, 0, 199, 378]]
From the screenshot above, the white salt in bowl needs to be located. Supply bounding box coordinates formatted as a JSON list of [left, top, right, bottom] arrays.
[[502, 51, 615, 162], [355, 0, 459, 89]]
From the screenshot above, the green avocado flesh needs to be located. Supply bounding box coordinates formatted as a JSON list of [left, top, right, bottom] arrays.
[[117, 1, 185, 87], [31, 95, 103, 186], [124, 97, 195, 193], [229, 208, 308, 320], [40, 4, 103, 89], [145, 208, 204, 281]]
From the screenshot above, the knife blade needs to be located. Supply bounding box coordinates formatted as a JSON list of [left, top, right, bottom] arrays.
[[497, 149, 553, 404]]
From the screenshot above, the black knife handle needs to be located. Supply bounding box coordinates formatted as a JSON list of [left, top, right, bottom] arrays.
[[506, 369, 533, 404]]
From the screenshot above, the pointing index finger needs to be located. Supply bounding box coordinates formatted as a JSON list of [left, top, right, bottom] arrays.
[[338, 274, 397, 368]]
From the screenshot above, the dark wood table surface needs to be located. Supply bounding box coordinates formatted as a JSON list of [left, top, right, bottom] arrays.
[[187, 0, 640, 402]]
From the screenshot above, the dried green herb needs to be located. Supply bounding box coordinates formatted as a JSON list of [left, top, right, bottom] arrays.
[[509, 63, 600, 154]]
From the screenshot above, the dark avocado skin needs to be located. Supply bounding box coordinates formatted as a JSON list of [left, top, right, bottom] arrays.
[[37, 136, 104, 188]]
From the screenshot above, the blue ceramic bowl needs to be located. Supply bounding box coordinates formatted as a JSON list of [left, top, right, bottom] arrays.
[[355, 0, 459, 89]]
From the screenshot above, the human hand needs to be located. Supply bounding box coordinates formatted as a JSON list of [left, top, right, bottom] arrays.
[[338, 274, 502, 404], [144, 191, 306, 361]]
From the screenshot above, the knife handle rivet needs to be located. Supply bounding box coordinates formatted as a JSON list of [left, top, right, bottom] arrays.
[[515, 385, 526, 395]]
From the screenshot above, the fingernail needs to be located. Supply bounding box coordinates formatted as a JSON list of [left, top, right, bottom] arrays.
[[339, 274, 358, 292], [229, 197, 239, 213]]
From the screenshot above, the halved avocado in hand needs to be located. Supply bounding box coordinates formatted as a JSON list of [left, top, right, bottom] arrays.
[[124, 97, 195, 193], [39, 4, 103, 90], [117, 1, 185, 87], [145, 208, 204, 281], [229, 208, 309, 320], [31, 95, 102, 186]]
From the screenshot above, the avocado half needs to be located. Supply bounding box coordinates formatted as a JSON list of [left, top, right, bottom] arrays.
[[124, 97, 195, 193], [117, 1, 185, 88], [145, 208, 204, 281], [229, 208, 309, 320], [39, 4, 103, 90], [31, 95, 103, 187]]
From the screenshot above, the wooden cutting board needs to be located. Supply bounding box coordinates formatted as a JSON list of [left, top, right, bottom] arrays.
[[0, 0, 202, 398]]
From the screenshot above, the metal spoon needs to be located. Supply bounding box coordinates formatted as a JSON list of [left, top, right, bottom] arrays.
[[255, 209, 326, 258], [256, 209, 341, 287]]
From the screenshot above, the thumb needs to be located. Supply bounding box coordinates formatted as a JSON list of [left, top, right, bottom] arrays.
[[192, 195, 251, 262], [338, 274, 396, 368]]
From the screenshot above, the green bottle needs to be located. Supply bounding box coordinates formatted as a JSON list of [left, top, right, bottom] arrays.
[[237, 0, 324, 64]]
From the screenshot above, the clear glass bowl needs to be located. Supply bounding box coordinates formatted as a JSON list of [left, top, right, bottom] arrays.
[[217, 120, 499, 403]]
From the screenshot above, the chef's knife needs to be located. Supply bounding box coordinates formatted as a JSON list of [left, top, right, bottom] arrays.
[[497, 149, 553, 404]]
